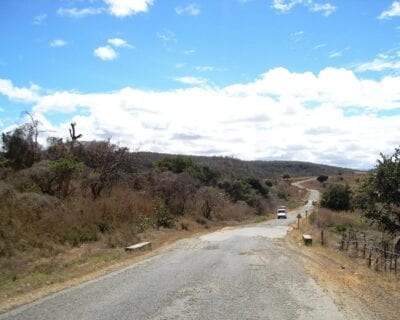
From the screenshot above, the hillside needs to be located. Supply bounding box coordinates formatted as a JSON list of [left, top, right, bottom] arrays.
[[134, 152, 356, 178]]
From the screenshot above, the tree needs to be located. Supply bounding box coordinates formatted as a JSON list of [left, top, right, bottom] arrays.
[[317, 175, 329, 184], [2, 127, 36, 169], [196, 186, 225, 219], [1, 113, 45, 169], [321, 183, 352, 211], [156, 156, 193, 173], [246, 177, 269, 197], [49, 156, 84, 198], [354, 147, 400, 234], [79, 140, 129, 199], [282, 173, 291, 180]]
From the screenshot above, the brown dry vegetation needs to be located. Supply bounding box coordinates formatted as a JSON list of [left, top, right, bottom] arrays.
[[290, 173, 400, 319], [0, 122, 309, 309], [0, 179, 305, 312], [287, 217, 400, 320]]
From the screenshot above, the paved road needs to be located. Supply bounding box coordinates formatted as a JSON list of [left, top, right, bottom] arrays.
[[1, 182, 348, 320]]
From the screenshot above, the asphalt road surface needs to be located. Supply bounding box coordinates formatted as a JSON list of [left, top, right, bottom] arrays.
[[1, 184, 349, 320]]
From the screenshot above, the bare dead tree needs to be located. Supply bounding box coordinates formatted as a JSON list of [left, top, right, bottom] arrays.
[[69, 122, 82, 150]]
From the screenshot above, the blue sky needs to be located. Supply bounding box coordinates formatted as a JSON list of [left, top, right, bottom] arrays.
[[1, 0, 400, 169]]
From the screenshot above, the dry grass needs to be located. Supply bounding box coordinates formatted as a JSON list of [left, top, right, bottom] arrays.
[[0, 177, 277, 311], [286, 218, 400, 320], [301, 172, 368, 193]]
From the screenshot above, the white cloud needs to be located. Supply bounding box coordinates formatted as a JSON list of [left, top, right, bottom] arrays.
[[103, 0, 154, 17], [196, 66, 215, 72], [378, 1, 400, 20], [291, 31, 304, 42], [108, 38, 133, 48], [356, 59, 400, 73], [175, 3, 200, 16], [24, 67, 400, 169], [0, 79, 40, 102], [50, 39, 68, 47], [173, 76, 208, 85], [184, 49, 196, 55], [33, 14, 47, 25], [57, 7, 104, 18], [355, 50, 400, 73], [94, 45, 118, 61], [328, 51, 342, 59], [271, 0, 336, 16], [157, 30, 177, 43], [309, 2, 335, 16], [313, 43, 326, 50]]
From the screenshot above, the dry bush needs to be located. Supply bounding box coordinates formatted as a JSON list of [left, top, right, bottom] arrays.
[[314, 207, 362, 232], [65, 186, 156, 245], [194, 186, 226, 220], [220, 201, 255, 221]]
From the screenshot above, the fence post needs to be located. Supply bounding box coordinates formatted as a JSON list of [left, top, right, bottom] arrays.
[[368, 250, 372, 268], [321, 229, 324, 246], [363, 233, 366, 258], [355, 232, 358, 250], [341, 233, 345, 250]]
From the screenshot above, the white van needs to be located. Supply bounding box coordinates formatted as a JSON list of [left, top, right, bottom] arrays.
[[277, 206, 287, 219]]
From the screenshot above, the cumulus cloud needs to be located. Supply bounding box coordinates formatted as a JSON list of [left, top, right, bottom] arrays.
[[3, 68, 400, 169], [107, 38, 133, 48], [175, 3, 200, 16], [0, 79, 40, 102], [94, 45, 118, 60], [271, 0, 336, 16], [378, 1, 400, 20], [104, 0, 154, 17], [50, 39, 68, 47]]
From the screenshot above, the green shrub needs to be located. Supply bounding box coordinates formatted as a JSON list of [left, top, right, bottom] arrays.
[[156, 156, 194, 174], [264, 180, 273, 187], [317, 175, 328, 183], [152, 197, 174, 229], [321, 184, 352, 211], [63, 226, 98, 247], [136, 215, 154, 232]]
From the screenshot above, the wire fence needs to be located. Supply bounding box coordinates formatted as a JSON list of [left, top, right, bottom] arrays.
[[338, 230, 400, 275]]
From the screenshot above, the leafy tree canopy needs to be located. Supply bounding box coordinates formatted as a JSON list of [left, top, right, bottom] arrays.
[[354, 147, 400, 234], [321, 183, 352, 211], [317, 175, 329, 183]]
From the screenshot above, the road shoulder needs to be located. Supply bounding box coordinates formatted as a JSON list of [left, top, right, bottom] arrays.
[[285, 227, 400, 320]]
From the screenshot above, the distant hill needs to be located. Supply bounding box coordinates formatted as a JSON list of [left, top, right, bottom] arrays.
[[133, 152, 355, 178]]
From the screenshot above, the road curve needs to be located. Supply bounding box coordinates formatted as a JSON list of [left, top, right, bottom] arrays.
[[1, 180, 348, 320]]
